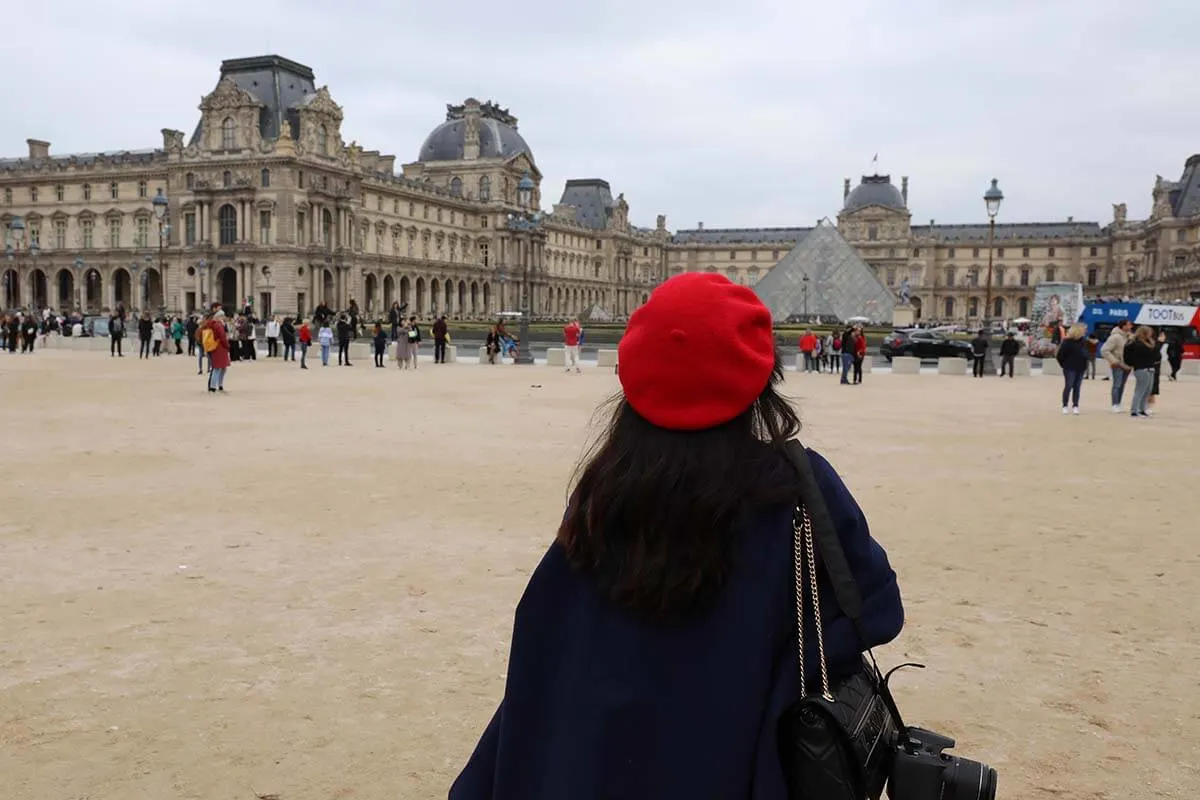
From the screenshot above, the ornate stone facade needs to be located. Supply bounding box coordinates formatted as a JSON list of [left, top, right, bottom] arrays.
[[0, 56, 667, 320], [3, 54, 1197, 322]]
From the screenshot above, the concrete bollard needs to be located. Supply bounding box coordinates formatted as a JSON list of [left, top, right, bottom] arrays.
[[444, 344, 457, 364], [937, 357, 968, 376], [860, 356, 873, 374], [546, 347, 566, 367], [597, 349, 618, 368], [1013, 356, 1032, 376], [891, 356, 920, 374], [477, 345, 496, 364], [1041, 358, 1062, 376]]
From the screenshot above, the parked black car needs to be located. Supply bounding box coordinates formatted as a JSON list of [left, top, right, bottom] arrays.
[[879, 328, 974, 361]]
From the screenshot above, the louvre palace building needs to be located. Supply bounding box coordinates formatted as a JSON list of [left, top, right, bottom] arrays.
[[2, 54, 1199, 322]]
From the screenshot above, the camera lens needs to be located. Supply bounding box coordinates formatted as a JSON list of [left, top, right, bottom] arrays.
[[944, 757, 998, 800]]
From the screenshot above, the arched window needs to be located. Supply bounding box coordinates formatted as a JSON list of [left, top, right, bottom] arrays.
[[218, 204, 237, 246], [993, 297, 1004, 318], [317, 124, 328, 155], [221, 117, 236, 150], [450, 177, 463, 197], [479, 176, 491, 202], [261, 169, 270, 188], [223, 171, 232, 188], [1018, 297, 1030, 317], [943, 297, 955, 318]]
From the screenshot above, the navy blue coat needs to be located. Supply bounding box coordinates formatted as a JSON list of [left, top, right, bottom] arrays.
[[449, 448, 904, 800]]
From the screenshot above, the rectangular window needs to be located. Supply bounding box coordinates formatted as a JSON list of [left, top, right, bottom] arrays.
[[109, 219, 121, 247], [297, 212, 306, 246], [408, 202, 415, 216], [1176, 230, 1186, 243], [886, 267, 896, 286], [110, 182, 119, 200], [481, 216, 488, 228], [135, 217, 150, 247], [437, 208, 443, 223], [30, 187, 38, 203], [82, 184, 92, 201], [1020, 269, 1030, 286], [137, 181, 147, 199], [4, 188, 11, 204], [972, 247, 980, 257], [1022, 247, 1030, 257], [56, 185, 64, 202], [185, 213, 196, 245], [28, 221, 40, 247], [1048, 247, 1056, 257], [298, 171, 305, 189], [54, 220, 66, 249], [376, 194, 382, 211], [82, 219, 94, 249], [729, 250, 736, 260], [1090, 246, 1099, 256], [297, 293, 307, 315], [422, 205, 429, 219], [479, 242, 489, 266], [259, 211, 272, 245], [772, 250, 779, 260], [868, 226, 878, 241], [913, 247, 920, 257], [393, 199, 399, 214], [947, 247, 955, 258], [997, 247, 1004, 257]]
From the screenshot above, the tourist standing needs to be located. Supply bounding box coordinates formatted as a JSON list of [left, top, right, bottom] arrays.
[[1084, 334, 1099, 379], [1123, 325, 1160, 419], [799, 329, 817, 373], [1101, 320, 1133, 412], [407, 316, 422, 368], [999, 332, 1019, 378], [970, 330, 989, 378], [194, 312, 210, 375], [318, 321, 333, 367], [388, 301, 402, 342], [185, 315, 198, 357], [839, 326, 855, 384], [347, 298, 361, 339], [20, 315, 37, 353], [1147, 331, 1168, 415], [1056, 323, 1089, 415], [281, 317, 296, 362], [137, 312, 153, 359], [171, 317, 184, 354], [265, 316, 281, 357], [245, 316, 258, 360], [433, 315, 449, 364], [151, 317, 165, 357], [829, 332, 842, 375], [373, 322, 387, 367], [297, 318, 312, 369], [449, 272, 904, 799], [485, 325, 500, 365], [200, 310, 231, 393], [852, 325, 867, 384], [563, 318, 582, 374], [336, 314, 353, 366]]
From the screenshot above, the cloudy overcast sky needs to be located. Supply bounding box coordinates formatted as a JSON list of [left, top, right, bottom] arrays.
[[3, 0, 1198, 231]]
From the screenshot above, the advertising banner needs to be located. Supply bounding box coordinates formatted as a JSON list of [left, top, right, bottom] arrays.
[[1028, 282, 1084, 357]]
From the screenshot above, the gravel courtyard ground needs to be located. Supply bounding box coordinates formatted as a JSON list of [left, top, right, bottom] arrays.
[[1, 349, 1197, 800]]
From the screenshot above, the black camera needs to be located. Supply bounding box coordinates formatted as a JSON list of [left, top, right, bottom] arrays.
[[889, 726, 997, 800]]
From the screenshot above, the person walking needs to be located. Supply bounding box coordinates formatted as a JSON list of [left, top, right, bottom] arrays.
[[970, 329, 989, 378], [1123, 325, 1160, 419], [448, 272, 904, 799], [297, 318, 312, 369], [373, 322, 387, 367], [199, 310, 231, 393], [563, 317, 583, 374], [1101, 320, 1133, 413], [829, 332, 842, 375], [281, 316, 297, 362], [1166, 335, 1183, 381], [137, 312, 153, 359], [839, 326, 855, 384], [1083, 334, 1099, 379], [999, 331, 1019, 378], [245, 315, 258, 360], [1147, 331, 1168, 415], [171, 317, 184, 354], [1056, 323, 1089, 415], [151, 317, 165, 356], [397, 320, 411, 368], [318, 321, 333, 367], [194, 312, 211, 375], [433, 314, 449, 364], [335, 314, 353, 366], [20, 315, 37, 353], [265, 315, 281, 358], [799, 329, 817, 373], [852, 325, 867, 384]]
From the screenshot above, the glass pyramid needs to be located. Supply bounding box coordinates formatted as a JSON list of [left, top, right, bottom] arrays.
[[752, 219, 896, 324]]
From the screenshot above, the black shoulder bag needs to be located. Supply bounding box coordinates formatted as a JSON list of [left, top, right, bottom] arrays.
[[777, 440, 905, 800]]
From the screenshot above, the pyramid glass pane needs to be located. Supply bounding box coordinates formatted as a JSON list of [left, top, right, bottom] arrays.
[[752, 219, 896, 324]]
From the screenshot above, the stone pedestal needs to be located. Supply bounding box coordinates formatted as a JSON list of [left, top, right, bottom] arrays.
[[1181, 359, 1200, 377], [443, 344, 457, 364], [546, 347, 566, 367], [937, 357, 968, 375], [892, 305, 915, 329], [891, 356, 920, 374], [597, 349, 618, 368], [477, 346, 496, 364], [1041, 358, 1062, 376], [1012, 356, 1032, 376], [860, 356, 873, 374]]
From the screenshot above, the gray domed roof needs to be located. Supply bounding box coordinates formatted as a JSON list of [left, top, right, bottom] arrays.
[[844, 175, 905, 212], [417, 117, 532, 162]]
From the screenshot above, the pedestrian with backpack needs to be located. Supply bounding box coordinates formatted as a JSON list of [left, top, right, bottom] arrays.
[[198, 309, 231, 392]]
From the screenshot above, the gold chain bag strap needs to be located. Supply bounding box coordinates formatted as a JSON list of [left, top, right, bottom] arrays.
[[777, 442, 900, 800]]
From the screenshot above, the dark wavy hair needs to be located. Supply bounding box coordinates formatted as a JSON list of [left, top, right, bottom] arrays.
[[556, 352, 801, 621]]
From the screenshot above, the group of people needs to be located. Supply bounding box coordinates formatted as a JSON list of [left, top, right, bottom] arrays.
[[1048, 319, 1181, 416], [0, 311, 41, 353], [797, 326, 868, 385]]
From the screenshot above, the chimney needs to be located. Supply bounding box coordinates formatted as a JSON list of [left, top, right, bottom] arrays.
[[27, 139, 50, 159], [656, 214, 666, 231], [462, 98, 481, 161], [843, 178, 851, 200], [697, 221, 704, 230], [1067, 216, 1074, 223], [377, 155, 396, 174], [930, 218, 935, 227], [901, 176, 909, 205]]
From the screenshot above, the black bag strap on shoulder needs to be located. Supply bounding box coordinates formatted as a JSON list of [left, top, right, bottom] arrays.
[[781, 440, 866, 638]]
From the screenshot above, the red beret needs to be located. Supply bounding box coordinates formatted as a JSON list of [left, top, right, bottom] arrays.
[[618, 273, 776, 431]]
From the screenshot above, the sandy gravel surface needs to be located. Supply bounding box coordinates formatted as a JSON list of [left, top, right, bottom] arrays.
[[1, 349, 1197, 800]]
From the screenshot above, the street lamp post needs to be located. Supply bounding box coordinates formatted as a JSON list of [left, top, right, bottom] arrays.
[[509, 172, 538, 365], [198, 259, 208, 308], [74, 257, 85, 312], [981, 178, 1004, 375], [152, 188, 169, 313], [5, 216, 28, 310]]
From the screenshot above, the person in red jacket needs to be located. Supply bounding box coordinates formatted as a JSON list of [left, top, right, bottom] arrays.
[[200, 309, 231, 393], [563, 318, 582, 374], [297, 318, 312, 370], [798, 329, 818, 373], [852, 325, 868, 385]]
